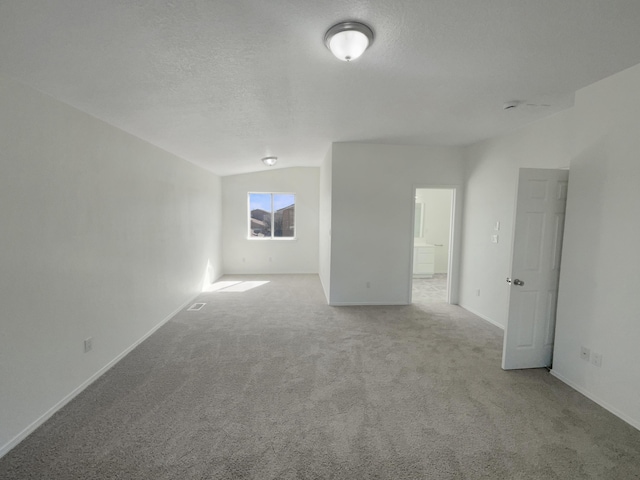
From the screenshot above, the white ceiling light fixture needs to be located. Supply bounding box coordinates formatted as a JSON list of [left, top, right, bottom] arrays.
[[324, 21, 374, 62], [261, 156, 277, 166]]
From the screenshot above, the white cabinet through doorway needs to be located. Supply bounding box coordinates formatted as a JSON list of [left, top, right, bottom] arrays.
[[413, 245, 435, 278]]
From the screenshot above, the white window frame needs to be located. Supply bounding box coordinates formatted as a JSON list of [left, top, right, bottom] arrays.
[[247, 192, 297, 240]]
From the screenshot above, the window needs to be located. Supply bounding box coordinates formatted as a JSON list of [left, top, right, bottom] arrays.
[[248, 193, 296, 239]]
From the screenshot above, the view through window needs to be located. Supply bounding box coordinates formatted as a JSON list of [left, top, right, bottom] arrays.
[[249, 193, 295, 238]]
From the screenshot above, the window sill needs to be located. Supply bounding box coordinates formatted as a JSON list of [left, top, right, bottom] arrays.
[[247, 237, 298, 241]]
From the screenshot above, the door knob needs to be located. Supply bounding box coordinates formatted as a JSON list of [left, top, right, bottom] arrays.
[[513, 279, 525, 286]]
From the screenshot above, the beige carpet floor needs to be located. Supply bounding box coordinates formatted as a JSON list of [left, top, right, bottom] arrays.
[[412, 274, 448, 303], [1, 274, 639, 479]]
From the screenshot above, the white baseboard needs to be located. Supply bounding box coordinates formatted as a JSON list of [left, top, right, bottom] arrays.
[[459, 304, 505, 330], [550, 370, 640, 432], [0, 291, 201, 459], [222, 271, 319, 275], [330, 301, 409, 306]]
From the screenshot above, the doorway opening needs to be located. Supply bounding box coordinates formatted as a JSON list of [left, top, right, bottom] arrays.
[[412, 188, 454, 304]]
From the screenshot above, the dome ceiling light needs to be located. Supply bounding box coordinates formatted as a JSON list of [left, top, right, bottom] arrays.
[[261, 156, 277, 166], [324, 21, 374, 62]]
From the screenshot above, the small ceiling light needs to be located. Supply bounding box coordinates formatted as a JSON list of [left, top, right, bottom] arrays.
[[324, 21, 374, 62], [261, 156, 277, 166]]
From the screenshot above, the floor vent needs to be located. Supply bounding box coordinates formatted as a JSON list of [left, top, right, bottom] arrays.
[[187, 303, 206, 311]]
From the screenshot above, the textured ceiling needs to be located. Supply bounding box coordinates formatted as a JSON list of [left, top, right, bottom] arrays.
[[2, 1, 640, 176]]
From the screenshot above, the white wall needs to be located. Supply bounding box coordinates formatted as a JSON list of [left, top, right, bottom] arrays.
[[0, 77, 222, 455], [221, 167, 319, 274], [552, 63, 640, 430], [415, 189, 452, 274], [460, 62, 640, 430], [319, 148, 332, 301], [329, 143, 465, 305], [459, 110, 573, 327]]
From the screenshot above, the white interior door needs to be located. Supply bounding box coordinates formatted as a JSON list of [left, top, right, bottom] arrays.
[[502, 168, 569, 370]]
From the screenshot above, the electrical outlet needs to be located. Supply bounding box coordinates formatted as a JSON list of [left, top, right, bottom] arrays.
[[84, 337, 93, 353], [491, 235, 499, 243], [591, 352, 603, 367], [580, 346, 590, 361]]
